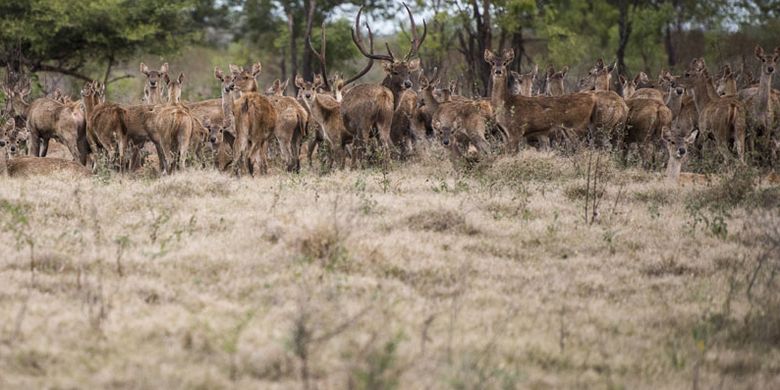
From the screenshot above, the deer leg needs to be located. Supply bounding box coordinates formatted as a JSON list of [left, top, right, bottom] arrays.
[[39, 137, 50, 157], [178, 127, 192, 171], [148, 132, 169, 175]]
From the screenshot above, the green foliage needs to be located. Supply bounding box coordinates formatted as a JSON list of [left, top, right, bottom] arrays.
[[0, 0, 201, 79]]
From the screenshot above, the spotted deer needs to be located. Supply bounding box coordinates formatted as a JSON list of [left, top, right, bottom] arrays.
[[211, 67, 238, 171]]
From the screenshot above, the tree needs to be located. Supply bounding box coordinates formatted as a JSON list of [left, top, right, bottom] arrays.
[[0, 0, 203, 84]]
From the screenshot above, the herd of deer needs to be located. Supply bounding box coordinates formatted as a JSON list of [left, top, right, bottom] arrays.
[[1, 5, 779, 182]]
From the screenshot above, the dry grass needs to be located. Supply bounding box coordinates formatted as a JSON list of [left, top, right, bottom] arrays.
[[0, 149, 778, 389]]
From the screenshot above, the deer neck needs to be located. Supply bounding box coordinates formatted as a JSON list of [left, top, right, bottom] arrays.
[[666, 93, 683, 117], [220, 88, 235, 124], [758, 72, 772, 111], [491, 75, 510, 109], [421, 88, 439, 112], [595, 76, 610, 92], [0, 147, 7, 176], [381, 77, 403, 109], [147, 86, 163, 105], [311, 94, 337, 124], [691, 77, 715, 113]]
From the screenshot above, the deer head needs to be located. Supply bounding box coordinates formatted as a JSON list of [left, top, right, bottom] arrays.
[[265, 79, 289, 96], [164, 73, 185, 104], [509, 64, 537, 97], [546, 65, 568, 96], [2, 81, 31, 118], [140, 62, 168, 103], [663, 127, 698, 179], [484, 48, 516, 85], [755, 45, 780, 77], [228, 63, 262, 94], [352, 3, 425, 95], [294, 74, 323, 105], [716, 65, 736, 96]]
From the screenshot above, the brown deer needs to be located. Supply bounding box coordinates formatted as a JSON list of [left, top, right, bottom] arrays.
[[575, 59, 629, 146], [737, 46, 780, 163], [716, 65, 738, 96], [227, 62, 277, 176], [432, 83, 492, 161], [390, 88, 418, 157], [262, 78, 309, 173], [545, 65, 568, 97], [509, 65, 538, 97], [621, 96, 674, 168], [662, 126, 699, 182], [485, 48, 596, 152], [152, 72, 199, 170], [1, 122, 91, 178], [342, 4, 425, 165], [140, 63, 168, 104], [25, 92, 87, 162], [211, 67, 238, 171], [678, 58, 747, 163], [296, 75, 353, 169], [265, 79, 289, 96]]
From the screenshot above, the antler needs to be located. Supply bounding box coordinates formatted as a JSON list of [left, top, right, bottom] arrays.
[[344, 21, 376, 86], [352, 6, 394, 62], [307, 21, 332, 92], [402, 2, 427, 60]]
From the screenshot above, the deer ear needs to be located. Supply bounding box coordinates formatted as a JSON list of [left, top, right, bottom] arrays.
[[546, 65, 555, 78], [607, 60, 616, 72], [214, 67, 224, 81], [281, 79, 289, 91], [272, 79, 281, 88], [251, 62, 262, 77], [408, 58, 421, 71], [163, 73, 171, 85], [561, 66, 569, 76], [755, 45, 765, 60], [140, 63, 150, 75], [502, 49, 515, 64], [177, 73, 185, 84], [633, 73, 642, 84], [160, 63, 169, 74], [685, 130, 698, 144], [229, 64, 241, 75], [294, 75, 305, 88], [484, 49, 496, 64], [619, 75, 626, 84]]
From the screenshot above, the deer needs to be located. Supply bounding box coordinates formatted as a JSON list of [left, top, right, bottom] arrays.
[[211, 67, 239, 171], [24, 89, 87, 162], [662, 126, 699, 182], [431, 82, 492, 162], [678, 58, 747, 163], [509, 65, 538, 97], [296, 75, 354, 169], [2, 81, 33, 153], [81, 81, 127, 169], [545, 65, 568, 97], [140, 63, 168, 105], [1, 118, 90, 178], [716, 65, 738, 96], [262, 78, 309, 173], [737, 46, 780, 164], [300, 23, 375, 169], [342, 3, 425, 166], [485, 48, 597, 152], [573, 58, 629, 147], [616, 73, 674, 167], [265, 79, 289, 96], [391, 88, 419, 158], [226, 62, 278, 176], [150, 72, 202, 171]]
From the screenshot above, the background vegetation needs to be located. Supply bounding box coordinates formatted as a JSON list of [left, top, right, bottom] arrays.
[[1, 0, 779, 101]]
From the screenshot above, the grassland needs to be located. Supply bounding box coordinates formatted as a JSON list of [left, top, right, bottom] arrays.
[[0, 147, 778, 389]]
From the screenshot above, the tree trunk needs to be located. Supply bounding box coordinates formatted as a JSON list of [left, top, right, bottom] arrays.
[[664, 24, 676, 67], [616, 0, 632, 76], [302, 0, 315, 82], [287, 9, 298, 94]]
